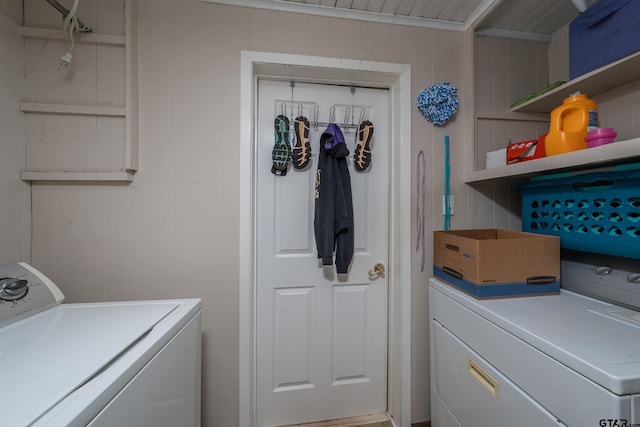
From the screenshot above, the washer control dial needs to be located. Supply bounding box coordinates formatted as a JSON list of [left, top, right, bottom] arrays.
[[0, 278, 29, 301]]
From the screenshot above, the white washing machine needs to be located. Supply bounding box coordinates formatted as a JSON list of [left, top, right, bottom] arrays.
[[0, 262, 202, 427], [429, 252, 640, 427]]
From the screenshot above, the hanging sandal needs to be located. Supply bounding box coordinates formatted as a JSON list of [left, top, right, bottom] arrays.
[[292, 116, 311, 169], [271, 114, 291, 176], [353, 120, 374, 171]]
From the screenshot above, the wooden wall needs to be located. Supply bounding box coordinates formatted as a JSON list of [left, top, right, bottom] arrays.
[[0, 1, 30, 263]]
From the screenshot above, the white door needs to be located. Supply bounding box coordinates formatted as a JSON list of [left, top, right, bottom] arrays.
[[256, 80, 390, 427]]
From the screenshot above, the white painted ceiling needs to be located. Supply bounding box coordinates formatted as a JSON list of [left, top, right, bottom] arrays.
[[477, 0, 596, 36], [204, 0, 596, 36]]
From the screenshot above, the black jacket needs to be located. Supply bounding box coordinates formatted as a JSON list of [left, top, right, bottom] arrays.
[[314, 123, 354, 274]]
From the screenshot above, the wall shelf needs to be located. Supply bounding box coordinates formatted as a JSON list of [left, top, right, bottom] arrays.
[[19, 0, 137, 183], [512, 51, 640, 113], [21, 171, 134, 182], [472, 43, 640, 184], [477, 110, 548, 122], [466, 137, 640, 183], [17, 26, 125, 46], [21, 102, 126, 117]]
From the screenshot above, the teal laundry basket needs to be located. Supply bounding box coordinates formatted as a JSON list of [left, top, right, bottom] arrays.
[[518, 168, 640, 259]]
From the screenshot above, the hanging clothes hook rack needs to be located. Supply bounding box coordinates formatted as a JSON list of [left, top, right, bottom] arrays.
[[277, 82, 369, 133], [308, 105, 364, 133]]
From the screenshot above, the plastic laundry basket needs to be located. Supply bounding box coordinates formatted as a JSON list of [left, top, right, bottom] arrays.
[[517, 168, 640, 259]]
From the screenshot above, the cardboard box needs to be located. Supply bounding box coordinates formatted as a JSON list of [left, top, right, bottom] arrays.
[[433, 229, 560, 299], [570, 0, 640, 79], [507, 135, 546, 165]]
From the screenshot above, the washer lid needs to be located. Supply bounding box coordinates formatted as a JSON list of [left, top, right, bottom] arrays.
[[1, 302, 179, 427]]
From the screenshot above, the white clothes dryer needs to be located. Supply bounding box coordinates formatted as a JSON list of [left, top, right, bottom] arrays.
[[429, 252, 640, 427]]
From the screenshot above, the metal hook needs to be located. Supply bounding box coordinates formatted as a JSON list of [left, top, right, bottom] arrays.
[[313, 105, 319, 130], [343, 107, 351, 128], [298, 104, 304, 118], [329, 106, 335, 124], [358, 108, 366, 124], [281, 103, 287, 117]]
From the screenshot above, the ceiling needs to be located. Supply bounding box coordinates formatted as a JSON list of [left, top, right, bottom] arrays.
[[477, 0, 596, 37], [204, 0, 595, 38]]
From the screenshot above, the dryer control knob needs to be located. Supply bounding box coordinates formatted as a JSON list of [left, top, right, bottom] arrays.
[[627, 273, 640, 284], [595, 266, 612, 276], [0, 278, 29, 301]]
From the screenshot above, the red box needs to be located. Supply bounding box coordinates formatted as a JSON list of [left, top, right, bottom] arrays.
[[507, 135, 546, 165]]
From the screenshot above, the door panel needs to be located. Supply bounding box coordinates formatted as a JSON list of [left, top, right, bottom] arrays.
[[333, 284, 369, 382], [273, 287, 313, 391], [256, 80, 389, 426]]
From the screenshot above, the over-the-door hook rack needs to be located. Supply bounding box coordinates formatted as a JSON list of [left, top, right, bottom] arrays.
[[308, 106, 367, 132], [278, 81, 370, 131]]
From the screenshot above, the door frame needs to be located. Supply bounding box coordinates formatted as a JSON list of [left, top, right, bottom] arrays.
[[239, 51, 412, 427]]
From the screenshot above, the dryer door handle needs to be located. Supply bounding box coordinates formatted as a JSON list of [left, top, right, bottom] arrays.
[[466, 356, 500, 399]]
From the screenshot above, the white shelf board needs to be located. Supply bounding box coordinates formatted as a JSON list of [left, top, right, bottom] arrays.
[[21, 102, 126, 117], [21, 171, 135, 182], [477, 110, 548, 122], [466, 137, 640, 183], [512, 51, 640, 113], [17, 27, 125, 46]]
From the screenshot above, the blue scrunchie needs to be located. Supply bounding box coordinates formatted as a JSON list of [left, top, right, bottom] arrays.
[[416, 82, 459, 126]]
